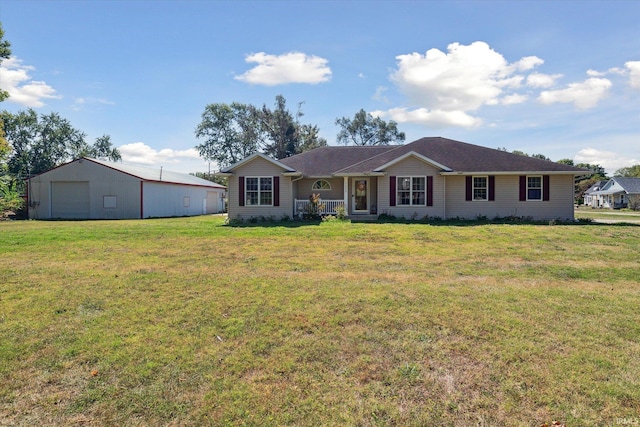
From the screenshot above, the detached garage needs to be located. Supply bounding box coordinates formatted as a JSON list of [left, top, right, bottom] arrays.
[[27, 157, 226, 220]]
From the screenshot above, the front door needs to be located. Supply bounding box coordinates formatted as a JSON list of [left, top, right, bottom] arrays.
[[353, 178, 369, 213]]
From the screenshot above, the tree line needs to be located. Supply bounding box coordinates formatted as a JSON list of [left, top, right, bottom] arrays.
[[0, 24, 122, 216], [194, 95, 406, 170]]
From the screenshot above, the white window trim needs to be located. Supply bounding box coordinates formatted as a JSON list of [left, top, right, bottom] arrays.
[[473, 176, 488, 201], [527, 175, 543, 201], [246, 176, 274, 206], [397, 176, 426, 206], [312, 179, 331, 190]]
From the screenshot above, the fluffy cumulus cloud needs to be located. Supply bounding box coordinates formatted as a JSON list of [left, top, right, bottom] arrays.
[[526, 72, 562, 88], [372, 107, 481, 128], [0, 57, 60, 107], [627, 61, 640, 89], [537, 77, 612, 109], [235, 52, 331, 86], [382, 41, 544, 128], [118, 142, 209, 173]]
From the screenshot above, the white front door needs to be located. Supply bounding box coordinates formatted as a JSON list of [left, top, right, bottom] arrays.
[[353, 178, 369, 213]]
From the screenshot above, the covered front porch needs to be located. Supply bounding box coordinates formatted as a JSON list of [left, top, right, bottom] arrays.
[[292, 175, 379, 218]]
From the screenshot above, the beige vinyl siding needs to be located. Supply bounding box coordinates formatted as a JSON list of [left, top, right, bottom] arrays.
[[295, 178, 344, 201], [227, 156, 293, 220], [445, 174, 576, 220], [377, 157, 445, 219]]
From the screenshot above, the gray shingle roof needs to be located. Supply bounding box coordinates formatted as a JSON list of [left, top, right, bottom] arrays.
[[87, 158, 226, 188], [279, 145, 396, 176], [280, 137, 587, 175], [602, 177, 640, 194]]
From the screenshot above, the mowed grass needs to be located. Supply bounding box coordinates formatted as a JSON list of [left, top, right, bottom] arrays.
[[1, 216, 639, 426], [575, 206, 640, 223]]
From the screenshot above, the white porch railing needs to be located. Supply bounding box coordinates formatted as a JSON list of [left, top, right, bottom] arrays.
[[295, 199, 344, 215]]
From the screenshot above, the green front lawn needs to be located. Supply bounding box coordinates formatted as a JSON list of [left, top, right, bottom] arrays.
[[1, 216, 639, 425]]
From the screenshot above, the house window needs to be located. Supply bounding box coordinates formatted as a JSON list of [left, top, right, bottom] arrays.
[[103, 195, 117, 209], [312, 180, 331, 190], [527, 176, 542, 200], [183, 196, 191, 207], [473, 176, 488, 201], [246, 177, 273, 206], [397, 176, 426, 206]]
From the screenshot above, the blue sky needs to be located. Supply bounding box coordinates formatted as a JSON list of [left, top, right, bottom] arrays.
[[1, 0, 639, 174]]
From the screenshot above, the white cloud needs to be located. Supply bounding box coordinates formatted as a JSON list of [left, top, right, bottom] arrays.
[[390, 41, 543, 112], [0, 57, 60, 107], [626, 61, 640, 89], [500, 93, 528, 105], [234, 52, 331, 86], [587, 67, 626, 77], [372, 86, 390, 103], [511, 56, 545, 72], [574, 147, 639, 173], [538, 77, 612, 109], [372, 107, 482, 128], [526, 72, 562, 88], [71, 97, 115, 111], [384, 41, 544, 128], [118, 142, 209, 173]]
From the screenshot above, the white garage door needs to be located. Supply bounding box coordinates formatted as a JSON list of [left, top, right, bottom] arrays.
[[51, 182, 90, 218]]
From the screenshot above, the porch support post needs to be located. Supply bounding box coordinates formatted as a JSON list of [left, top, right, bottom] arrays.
[[343, 176, 349, 214]]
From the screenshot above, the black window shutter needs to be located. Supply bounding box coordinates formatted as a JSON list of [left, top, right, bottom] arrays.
[[389, 176, 396, 206], [489, 176, 495, 201], [465, 176, 472, 201], [427, 176, 433, 206], [273, 176, 280, 206], [519, 176, 526, 201], [239, 176, 245, 207], [543, 175, 550, 201]]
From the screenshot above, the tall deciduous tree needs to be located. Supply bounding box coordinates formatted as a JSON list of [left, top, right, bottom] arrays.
[[257, 95, 299, 159], [89, 134, 122, 162], [195, 96, 326, 166], [257, 97, 326, 158], [0, 23, 12, 160], [335, 109, 405, 146], [195, 102, 259, 169], [614, 165, 640, 177], [0, 23, 12, 103], [1, 109, 87, 177], [296, 123, 327, 153]]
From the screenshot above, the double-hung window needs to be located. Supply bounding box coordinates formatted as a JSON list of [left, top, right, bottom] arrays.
[[245, 177, 273, 206], [527, 176, 542, 200], [473, 176, 488, 201], [397, 176, 426, 206]]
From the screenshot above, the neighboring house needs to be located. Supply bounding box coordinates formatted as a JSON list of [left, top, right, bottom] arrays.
[[584, 177, 640, 209], [218, 137, 588, 221], [27, 157, 226, 219], [583, 181, 608, 208]]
